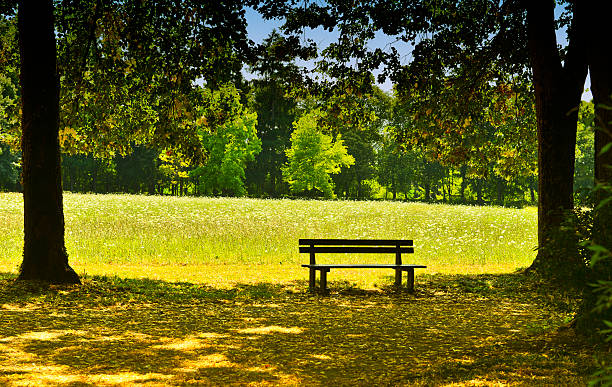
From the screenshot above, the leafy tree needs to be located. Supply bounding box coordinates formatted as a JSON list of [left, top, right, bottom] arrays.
[[1, 1, 252, 283], [61, 153, 115, 193], [190, 85, 261, 197], [0, 72, 18, 149], [0, 144, 18, 190], [251, 0, 597, 281], [245, 31, 303, 197], [333, 130, 377, 199], [52, 0, 251, 161], [377, 135, 412, 200], [282, 111, 354, 198], [325, 87, 388, 199], [574, 101, 595, 206], [114, 146, 161, 194]]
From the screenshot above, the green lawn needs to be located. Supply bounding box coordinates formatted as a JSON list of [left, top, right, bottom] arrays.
[[0, 192, 537, 287]]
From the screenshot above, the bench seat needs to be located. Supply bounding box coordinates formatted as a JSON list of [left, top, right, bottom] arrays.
[[302, 264, 427, 269]]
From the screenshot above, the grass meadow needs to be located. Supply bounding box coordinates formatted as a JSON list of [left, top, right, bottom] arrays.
[[0, 192, 537, 287]]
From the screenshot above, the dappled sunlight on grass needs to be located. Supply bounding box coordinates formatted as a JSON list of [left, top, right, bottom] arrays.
[[237, 326, 304, 335], [0, 272, 598, 385]]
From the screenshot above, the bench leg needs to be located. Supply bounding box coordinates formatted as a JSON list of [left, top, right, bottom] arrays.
[[394, 267, 402, 288], [309, 268, 316, 292], [320, 268, 329, 294], [406, 267, 415, 292]]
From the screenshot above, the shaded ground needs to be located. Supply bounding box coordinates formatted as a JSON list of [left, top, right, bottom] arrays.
[[0, 272, 603, 386]]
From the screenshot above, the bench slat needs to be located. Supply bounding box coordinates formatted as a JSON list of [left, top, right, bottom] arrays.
[[302, 264, 426, 269], [299, 246, 414, 254], [299, 239, 413, 246]]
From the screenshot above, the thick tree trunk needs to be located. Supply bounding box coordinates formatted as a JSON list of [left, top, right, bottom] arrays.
[[590, 11, 612, 265], [17, 0, 80, 284], [577, 3, 612, 334], [525, 2, 587, 275]]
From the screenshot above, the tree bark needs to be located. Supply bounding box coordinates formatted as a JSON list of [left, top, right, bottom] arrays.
[[17, 0, 80, 284], [577, 2, 612, 334], [589, 6, 612, 260], [525, 1, 587, 274]]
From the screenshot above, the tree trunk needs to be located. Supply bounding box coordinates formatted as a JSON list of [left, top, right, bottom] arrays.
[[525, 2, 587, 275], [577, 3, 612, 335], [91, 157, 98, 193], [459, 166, 467, 202], [496, 178, 505, 205], [589, 7, 612, 265], [475, 180, 483, 205], [17, 0, 80, 284]]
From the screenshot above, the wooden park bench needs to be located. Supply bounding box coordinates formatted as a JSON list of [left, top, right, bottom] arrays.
[[300, 239, 426, 293]]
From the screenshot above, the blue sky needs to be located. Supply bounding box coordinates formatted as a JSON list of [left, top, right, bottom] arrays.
[[244, 7, 592, 101]]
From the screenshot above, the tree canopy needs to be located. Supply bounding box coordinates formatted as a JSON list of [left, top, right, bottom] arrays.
[[283, 111, 354, 198]]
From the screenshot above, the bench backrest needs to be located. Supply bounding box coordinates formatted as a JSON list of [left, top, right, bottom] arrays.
[[299, 239, 414, 264]]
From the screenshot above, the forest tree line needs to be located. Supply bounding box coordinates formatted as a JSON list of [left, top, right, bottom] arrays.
[[0, 10, 595, 208], [0, 23, 596, 206], [0, 78, 595, 207]]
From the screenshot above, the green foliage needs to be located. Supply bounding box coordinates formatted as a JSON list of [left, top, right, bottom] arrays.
[[377, 134, 446, 201], [324, 87, 385, 199], [0, 16, 19, 149], [190, 85, 261, 196], [575, 101, 596, 206], [1, 1, 251, 161], [282, 112, 354, 198], [0, 144, 18, 190], [245, 31, 302, 197], [391, 79, 537, 183], [584, 187, 612, 384]]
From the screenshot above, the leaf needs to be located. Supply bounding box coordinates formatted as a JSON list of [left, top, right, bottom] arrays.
[[599, 142, 612, 156], [595, 195, 612, 211]]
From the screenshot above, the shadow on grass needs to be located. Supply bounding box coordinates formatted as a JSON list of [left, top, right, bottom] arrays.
[[0, 271, 600, 385]]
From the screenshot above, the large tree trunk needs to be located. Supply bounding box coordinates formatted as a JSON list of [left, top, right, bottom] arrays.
[[525, 2, 587, 275], [577, 3, 612, 334], [590, 9, 612, 269], [17, 0, 80, 284]]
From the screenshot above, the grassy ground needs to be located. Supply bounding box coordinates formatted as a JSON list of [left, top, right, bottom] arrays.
[[0, 272, 598, 386], [0, 192, 537, 285], [0, 192, 602, 385]]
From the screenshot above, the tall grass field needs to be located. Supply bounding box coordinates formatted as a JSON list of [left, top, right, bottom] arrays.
[[0, 192, 537, 287]]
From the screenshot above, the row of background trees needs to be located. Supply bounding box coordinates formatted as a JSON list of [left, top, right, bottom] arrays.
[[0, 25, 596, 206], [0, 77, 596, 207]]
